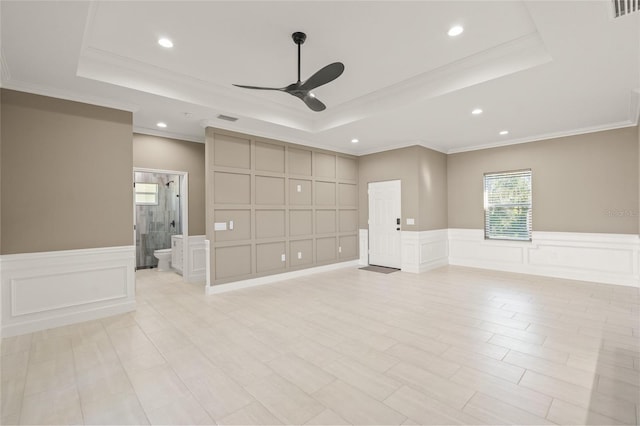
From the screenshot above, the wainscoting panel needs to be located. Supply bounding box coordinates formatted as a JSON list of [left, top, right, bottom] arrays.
[[401, 229, 449, 273], [449, 229, 639, 287], [1, 246, 136, 337], [186, 235, 207, 283]]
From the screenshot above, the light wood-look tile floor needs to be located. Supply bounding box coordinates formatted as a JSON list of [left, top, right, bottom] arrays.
[[2, 266, 639, 425]]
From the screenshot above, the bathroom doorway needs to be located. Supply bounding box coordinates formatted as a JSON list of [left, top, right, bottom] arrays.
[[133, 168, 189, 275]]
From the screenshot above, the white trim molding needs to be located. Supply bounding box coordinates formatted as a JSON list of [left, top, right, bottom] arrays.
[[186, 235, 207, 283], [401, 229, 449, 273], [206, 260, 359, 295], [358, 229, 369, 266], [449, 229, 639, 287], [1, 246, 136, 337]]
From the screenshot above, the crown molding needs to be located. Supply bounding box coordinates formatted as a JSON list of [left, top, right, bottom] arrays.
[[447, 120, 638, 154], [132, 126, 204, 144], [200, 119, 356, 156], [2, 79, 140, 112], [353, 140, 448, 156]]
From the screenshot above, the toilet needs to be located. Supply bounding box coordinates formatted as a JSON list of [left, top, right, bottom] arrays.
[[153, 248, 172, 271]]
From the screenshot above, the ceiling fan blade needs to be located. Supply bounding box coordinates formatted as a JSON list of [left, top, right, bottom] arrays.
[[301, 94, 326, 112], [233, 84, 284, 91], [300, 62, 345, 91]]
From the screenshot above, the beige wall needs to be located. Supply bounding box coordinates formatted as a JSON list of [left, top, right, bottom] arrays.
[[448, 127, 639, 234], [359, 145, 448, 231], [206, 128, 358, 285], [1, 89, 133, 254], [133, 134, 205, 236], [419, 147, 448, 231]]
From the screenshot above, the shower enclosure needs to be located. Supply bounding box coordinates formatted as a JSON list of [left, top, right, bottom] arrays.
[[134, 171, 181, 269]]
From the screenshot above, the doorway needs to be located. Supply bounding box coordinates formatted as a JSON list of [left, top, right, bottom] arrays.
[[368, 180, 402, 268], [133, 168, 189, 275]]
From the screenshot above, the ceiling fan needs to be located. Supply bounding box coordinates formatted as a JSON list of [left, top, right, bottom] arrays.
[[233, 32, 344, 112]]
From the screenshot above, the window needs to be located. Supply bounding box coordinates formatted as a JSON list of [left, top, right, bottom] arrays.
[[484, 169, 532, 241], [135, 183, 158, 205]]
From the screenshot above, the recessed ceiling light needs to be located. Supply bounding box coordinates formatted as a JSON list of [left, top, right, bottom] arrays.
[[351, 138, 359, 143], [156, 122, 167, 128], [158, 38, 173, 48], [499, 130, 509, 135], [471, 108, 483, 115], [448, 25, 464, 37]]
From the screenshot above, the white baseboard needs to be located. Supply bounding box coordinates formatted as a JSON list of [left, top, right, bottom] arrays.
[[1, 246, 136, 337], [186, 235, 206, 283], [206, 260, 360, 295], [449, 229, 639, 287], [401, 229, 449, 273]]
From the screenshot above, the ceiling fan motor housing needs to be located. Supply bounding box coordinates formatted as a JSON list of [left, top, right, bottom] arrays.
[[292, 32, 307, 45]]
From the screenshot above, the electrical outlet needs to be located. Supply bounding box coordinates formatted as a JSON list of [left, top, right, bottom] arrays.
[[281, 254, 286, 262], [296, 184, 302, 192], [339, 246, 342, 253], [297, 252, 302, 259], [229, 220, 234, 230]]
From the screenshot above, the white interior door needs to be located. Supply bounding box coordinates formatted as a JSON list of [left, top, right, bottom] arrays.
[[368, 180, 401, 268]]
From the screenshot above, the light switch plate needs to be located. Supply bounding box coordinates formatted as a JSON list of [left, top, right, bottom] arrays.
[[214, 222, 227, 231], [297, 252, 302, 259], [406, 218, 415, 225]]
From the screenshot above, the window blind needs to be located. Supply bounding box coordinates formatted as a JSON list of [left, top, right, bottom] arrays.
[[484, 169, 532, 241]]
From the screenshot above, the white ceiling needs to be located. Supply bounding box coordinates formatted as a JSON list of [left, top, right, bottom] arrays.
[[1, 1, 639, 155]]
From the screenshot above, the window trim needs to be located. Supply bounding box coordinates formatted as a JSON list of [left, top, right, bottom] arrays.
[[483, 168, 532, 242]]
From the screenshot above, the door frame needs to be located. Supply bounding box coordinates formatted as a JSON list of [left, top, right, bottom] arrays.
[[133, 167, 190, 281], [367, 179, 402, 269]]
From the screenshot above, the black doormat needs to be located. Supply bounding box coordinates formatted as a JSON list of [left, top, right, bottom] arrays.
[[359, 265, 400, 274]]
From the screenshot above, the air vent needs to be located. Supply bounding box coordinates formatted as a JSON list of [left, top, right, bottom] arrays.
[[217, 114, 238, 122], [613, 0, 639, 17]]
